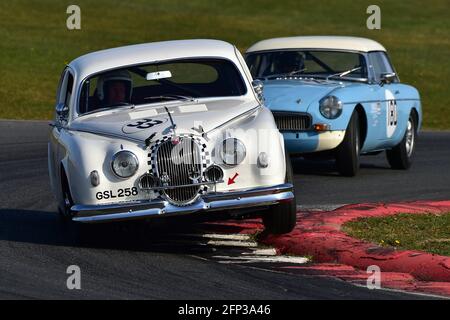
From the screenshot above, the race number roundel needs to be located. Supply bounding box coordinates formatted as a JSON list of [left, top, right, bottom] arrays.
[[122, 118, 168, 134], [385, 89, 397, 138]]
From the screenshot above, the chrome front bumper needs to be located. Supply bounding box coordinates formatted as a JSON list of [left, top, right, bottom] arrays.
[[71, 183, 294, 223]]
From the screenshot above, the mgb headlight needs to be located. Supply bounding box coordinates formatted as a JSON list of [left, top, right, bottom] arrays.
[[319, 95, 343, 119], [220, 138, 246, 166], [111, 151, 139, 178]]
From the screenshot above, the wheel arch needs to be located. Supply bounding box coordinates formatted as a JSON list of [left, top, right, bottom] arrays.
[[410, 107, 419, 131], [354, 104, 368, 148], [60, 162, 72, 198]]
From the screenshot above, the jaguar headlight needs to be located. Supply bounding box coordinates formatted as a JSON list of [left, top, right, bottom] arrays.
[[111, 151, 139, 178], [220, 138, 246, 166], [319, 95, 343, 119]]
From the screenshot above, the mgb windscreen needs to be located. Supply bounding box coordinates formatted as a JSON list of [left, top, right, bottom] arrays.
[[246, 50, 368, 82]]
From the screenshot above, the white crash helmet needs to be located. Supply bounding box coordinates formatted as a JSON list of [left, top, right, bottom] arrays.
[[97, 70, 133, 101]]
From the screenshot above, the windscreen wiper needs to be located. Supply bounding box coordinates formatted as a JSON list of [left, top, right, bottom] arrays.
[[143, 94, 196, 102], [326, 67, 362, 81]]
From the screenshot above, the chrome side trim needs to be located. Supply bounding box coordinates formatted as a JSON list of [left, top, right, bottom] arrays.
[[342, 98, 420, 105], [71, 183, 293, 223], [68, 128, 144, 144]]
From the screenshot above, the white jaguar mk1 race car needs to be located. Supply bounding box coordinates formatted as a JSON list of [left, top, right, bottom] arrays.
[[48, 39, 297, 234]]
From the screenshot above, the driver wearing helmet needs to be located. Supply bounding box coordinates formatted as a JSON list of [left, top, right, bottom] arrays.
[[97, 70, 133, 106]]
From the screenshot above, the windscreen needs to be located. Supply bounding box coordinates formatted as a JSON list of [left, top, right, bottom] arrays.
[[246, 50, 368, 81], [78, 58, 247, 115]]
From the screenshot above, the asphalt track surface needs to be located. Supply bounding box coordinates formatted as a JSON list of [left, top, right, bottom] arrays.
[[0, 120, 449, 299]]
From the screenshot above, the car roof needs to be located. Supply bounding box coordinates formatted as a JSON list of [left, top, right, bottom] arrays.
[[69, 39, 238, 80], [246, 36, 386, 53]]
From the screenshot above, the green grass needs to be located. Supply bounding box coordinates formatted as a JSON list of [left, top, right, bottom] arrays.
[[342, 213, 450, 256], [0, 0, 449, 128]]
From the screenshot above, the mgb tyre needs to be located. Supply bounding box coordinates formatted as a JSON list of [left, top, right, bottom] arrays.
[[335, 111, 361, 176], [386, 113, 416, 169]]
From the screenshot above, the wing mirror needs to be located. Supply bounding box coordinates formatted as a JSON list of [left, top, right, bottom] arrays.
[[379, 72, 397, 86], [252, 79, 264, 103], [55, 103, 69, 119]]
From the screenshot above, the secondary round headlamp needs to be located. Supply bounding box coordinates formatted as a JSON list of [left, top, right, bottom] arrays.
[[319, 95, 343, 119], [220, 138, 246, 166], [111, 151, 139, 178]]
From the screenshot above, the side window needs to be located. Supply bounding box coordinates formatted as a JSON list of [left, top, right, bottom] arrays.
[[64, 73, 74, 107], [57, 69, 74, 106], [368, 52, 397, 83], [56, 69, 67, 104], [245, 54, 261, 78]]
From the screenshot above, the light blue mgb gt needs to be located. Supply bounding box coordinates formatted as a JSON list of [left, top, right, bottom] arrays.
[[245, 36, 422, 176]]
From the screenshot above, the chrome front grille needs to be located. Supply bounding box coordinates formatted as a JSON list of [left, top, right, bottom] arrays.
[[156, 137, 202, 205], [273, 112, 312, 131]]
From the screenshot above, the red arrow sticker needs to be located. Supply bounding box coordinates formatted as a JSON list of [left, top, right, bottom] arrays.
[[227, 172, 239, 185]]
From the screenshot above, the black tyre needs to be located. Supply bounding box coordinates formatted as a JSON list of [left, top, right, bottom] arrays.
[[335, 111, 361, 176], [386, 113, 416, 169], [262, 154, 297, 234], [58, 171, 74, 222]]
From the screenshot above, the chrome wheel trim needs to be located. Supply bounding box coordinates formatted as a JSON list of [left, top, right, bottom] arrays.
[[405, 118, 415, 158]]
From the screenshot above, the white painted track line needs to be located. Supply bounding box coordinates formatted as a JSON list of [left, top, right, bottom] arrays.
[[214, 255, 309, 264], [206, 240, 259, 247]]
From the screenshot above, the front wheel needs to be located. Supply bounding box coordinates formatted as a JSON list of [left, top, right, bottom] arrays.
[[335, 111, 361, 177], [386, 114, 416, 169], [262, 154, 297, 234], [58, 172, 74, 222]]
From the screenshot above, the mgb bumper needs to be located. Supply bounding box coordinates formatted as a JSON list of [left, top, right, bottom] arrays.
[[71, 183, 294, 223], [283, 130, 346, 153]]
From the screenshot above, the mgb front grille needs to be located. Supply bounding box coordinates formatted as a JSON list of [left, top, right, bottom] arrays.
[[272, 112, 312, 131], [155, 137, 202, 205]]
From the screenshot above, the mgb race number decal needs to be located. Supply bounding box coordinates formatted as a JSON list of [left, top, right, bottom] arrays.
[[385, 89, 398, 138], [96, 187, 138, 200]]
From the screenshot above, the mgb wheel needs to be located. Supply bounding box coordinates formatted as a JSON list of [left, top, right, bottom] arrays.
[[386, 113, 416, 169], [335, 111, 361, 176]]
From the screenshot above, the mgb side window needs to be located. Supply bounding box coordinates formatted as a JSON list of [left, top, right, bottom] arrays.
[[368, 52, 398, 83]]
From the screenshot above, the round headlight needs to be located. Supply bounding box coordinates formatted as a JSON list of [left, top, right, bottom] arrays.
[[319, 95, 343, 119], [220, 138, 246, 166], [111, 151, 139, 178]]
